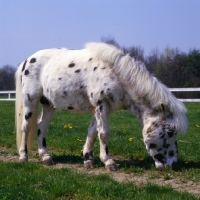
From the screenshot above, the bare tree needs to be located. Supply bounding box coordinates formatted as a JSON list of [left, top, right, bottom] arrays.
[[101, 35, 120, 48], [145, 48, 160, 73]]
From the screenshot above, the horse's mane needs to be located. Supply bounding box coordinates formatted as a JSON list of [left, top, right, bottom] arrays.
[[85, 42, 188, 134]]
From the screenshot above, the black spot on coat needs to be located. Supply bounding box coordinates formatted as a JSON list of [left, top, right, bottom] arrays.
[[75, 69, 81, 73], [100, 105, 103, 112], [154, 153, 164, 163], [97, 100, 102, 105], [168, 150, 174, 157], [160, 134, 165, 139], [84, 151, 93, 161], [40, 96, 49, 105], [22, 60, 27, 72], [167, 131, 174, 137], [27, 94, 31, 102], [25, 144, 28, 154], [25, 112, 32, 120], [93, 67, 97, 71], [24, 69, 29, 75], [163, 143, 170, 149], [42, 138, 47, 148], [30, 58, 36, 63], [149, 143, 157, 148], [38, 129, 41, 137], [105, 146, 109, 154], [68, 62, 75, 67]]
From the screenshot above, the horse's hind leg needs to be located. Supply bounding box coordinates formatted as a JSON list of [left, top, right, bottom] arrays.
[[83, 117, 98, 169], [95, 101, 117, 171], [19, 94, 40, 162], [37, 103, 55, 165]]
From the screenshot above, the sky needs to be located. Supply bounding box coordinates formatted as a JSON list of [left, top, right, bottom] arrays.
[[0, 0, 200, 68]]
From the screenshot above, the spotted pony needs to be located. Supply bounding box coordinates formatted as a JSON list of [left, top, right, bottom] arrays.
[[15, 42, 188, 170]]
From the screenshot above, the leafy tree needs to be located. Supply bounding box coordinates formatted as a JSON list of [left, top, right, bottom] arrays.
[[0, 65, 16, 90], [184, 49, 200, 87]]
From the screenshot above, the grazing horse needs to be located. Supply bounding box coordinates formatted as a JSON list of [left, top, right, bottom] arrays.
[[15, 42, 188, 170]]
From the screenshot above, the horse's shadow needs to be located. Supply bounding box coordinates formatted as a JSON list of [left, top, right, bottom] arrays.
[[172, 159, 200, 171], [52, 153, 83, 164], [52, 153, 200, 171]]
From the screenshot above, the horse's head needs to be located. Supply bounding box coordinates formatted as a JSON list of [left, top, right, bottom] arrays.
[[142, 108, 179, 168]]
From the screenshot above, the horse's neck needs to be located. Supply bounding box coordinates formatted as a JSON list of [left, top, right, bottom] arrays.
[[127, 100, 156, 128]]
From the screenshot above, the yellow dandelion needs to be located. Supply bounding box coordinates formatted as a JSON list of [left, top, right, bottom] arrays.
[[129, 137, 134, 142], [184, 161, 189, 164], [77, 138, 82, 142], [64, 125, 67, 129], [138, 157, 144, 161], [196, 124, 200, 128], [68, 124, 72, 128]]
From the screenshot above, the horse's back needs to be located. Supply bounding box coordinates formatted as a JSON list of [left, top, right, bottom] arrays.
[[22, 47, 125, 113]]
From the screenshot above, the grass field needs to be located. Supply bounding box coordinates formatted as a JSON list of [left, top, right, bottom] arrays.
[[0, 101, 200, 199]]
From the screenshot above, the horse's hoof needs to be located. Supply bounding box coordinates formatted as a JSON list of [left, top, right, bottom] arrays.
[[106, 164, 118, 172], [43, 155, 54, 166], [19, 156, 28, 162], [84, 160, 94, 169]]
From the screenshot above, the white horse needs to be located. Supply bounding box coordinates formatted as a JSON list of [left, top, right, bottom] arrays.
[[15, 42, 188, 170]]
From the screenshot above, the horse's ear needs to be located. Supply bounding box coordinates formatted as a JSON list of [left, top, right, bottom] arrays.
[[160, 104, 165, 113]]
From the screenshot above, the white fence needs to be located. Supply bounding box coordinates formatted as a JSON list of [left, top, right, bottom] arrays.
[[0, 90, 16, 101], [0, 88, 200, 102]]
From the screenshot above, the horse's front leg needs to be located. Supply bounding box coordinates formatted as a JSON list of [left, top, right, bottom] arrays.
[[37, 104, 55, 165], [95, 102, 117, 171], [83, 117, 98, 169]]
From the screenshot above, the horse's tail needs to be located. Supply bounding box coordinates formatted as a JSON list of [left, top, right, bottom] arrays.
[[15, 62, 38, 150], [86, 42, 188, 134]]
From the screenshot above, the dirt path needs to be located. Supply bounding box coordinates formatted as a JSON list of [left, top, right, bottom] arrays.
[[1, 153, 200, 197]]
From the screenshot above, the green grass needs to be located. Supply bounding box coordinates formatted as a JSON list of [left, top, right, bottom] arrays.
[[0, 101, 200, 199], [0, 162, 197, 200]]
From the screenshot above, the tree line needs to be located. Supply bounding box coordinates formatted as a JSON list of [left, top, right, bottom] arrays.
[[101, 36, 200, 98], [0, 37, 200, 98]]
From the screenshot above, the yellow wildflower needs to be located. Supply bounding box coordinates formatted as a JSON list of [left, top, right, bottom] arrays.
[[68, 124, 72, 128], [138, 157, 144, 161], [196, 124, 200, 128], [129, 137, 134, 142], [64, 124, 73, 129]]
